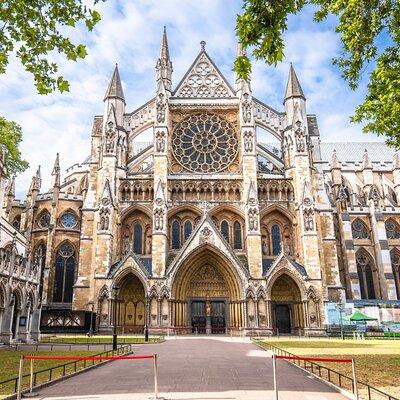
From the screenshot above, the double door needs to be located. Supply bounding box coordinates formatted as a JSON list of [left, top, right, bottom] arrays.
[[191, 300, 226, 334]]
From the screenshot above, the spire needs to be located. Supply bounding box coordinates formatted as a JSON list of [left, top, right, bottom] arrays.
[[103, 64, 125, 104], [34, 166, 41, 191], [159, 26, 170, 60], [52, 153, 60, 188], [156, 26, 173, 91], [284, 64, 305, 102], [362, 149, 372, 169]]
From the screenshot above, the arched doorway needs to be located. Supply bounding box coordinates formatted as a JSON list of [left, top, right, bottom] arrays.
[[271, 274, 304, 335], [116, 273, 146, 334], [172, 247, 243, 334]]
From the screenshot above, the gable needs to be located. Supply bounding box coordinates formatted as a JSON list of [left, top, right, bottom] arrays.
[[173, 51, 235, 99]]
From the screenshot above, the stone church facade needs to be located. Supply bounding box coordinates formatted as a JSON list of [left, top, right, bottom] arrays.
[[2, 30, 400, 338]]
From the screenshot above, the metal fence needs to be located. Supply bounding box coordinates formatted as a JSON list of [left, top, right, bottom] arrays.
[[255, 340, 398, 400], [0, 344, 133, 398]]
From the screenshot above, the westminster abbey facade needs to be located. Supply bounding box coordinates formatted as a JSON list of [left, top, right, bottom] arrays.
[[1, 29, 400, 340]]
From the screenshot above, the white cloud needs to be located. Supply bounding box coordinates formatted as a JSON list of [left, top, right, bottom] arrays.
[[0, 0, 379, 199]]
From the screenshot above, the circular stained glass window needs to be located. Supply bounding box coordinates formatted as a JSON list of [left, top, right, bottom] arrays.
[[38, 212, 51, 228], [60, 212, 77, 229], [172, 113, 238, 173]]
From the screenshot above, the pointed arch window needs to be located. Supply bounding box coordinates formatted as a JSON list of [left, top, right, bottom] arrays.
[[221, 220, 229, 243], [172, 220, 181, 249], [271, 224, 282, 255], [385, 219, 400, 240], [351, 219, 370, 240], [356, 250, 376, 299], [390, 249, 400, 300], [184, 220, 193, 241], [53, 243, 76, 303], [233, 221, 242, 249], [133, 223, 143, 254]]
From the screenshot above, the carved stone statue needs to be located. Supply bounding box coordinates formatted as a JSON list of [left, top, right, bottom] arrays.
[[242, 93, 252, 124], [156, 93, 166, 123], [244, 131, 254, 153], [155, 131, 166, 152], [248, 207, 258, 231], [303, 208, 314, 231], [154, 208, 164, 231]]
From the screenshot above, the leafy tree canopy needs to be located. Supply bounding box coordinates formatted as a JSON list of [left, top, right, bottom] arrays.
[[0, 117, 29, 177], [235, 0, 400, 147], [0, 0, 102, 176]]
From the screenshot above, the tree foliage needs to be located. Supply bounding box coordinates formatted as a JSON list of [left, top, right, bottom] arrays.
[[0, 117, 29, 177], [0, 0, 102, 176], [235, 0, 400, 147]]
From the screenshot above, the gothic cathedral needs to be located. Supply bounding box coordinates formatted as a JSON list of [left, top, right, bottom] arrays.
[[3, 29, 400, 338]]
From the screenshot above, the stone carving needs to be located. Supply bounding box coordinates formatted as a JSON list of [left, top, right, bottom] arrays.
[[243, 131, 254, 153], [242, 93, 252, 124], [155, 131, 166, 153], [105, 121, 116, 154], [156, 93, 166, 123], [99, 208, 110, 231], [154, 208, 164, 231], [293, 103, 306, 153], [248, 208, 259, 231], [369, 186, 380, 207], [303, 208, 314, 231], [99, 179, 113, 231], [200, 226, 213, 241]]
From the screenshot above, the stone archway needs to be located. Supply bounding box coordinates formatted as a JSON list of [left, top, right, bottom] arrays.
[[171, 247, 244, 334], [116, 273, 146, 333], [270, 274, 305, 335]]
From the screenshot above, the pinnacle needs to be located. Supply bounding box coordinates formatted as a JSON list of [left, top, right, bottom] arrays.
[[284, 64, 305, 102], [103, 64, 125, 103]]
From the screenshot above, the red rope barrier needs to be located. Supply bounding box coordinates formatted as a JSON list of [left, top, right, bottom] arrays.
[[275, 355, 352, 363], [23, 354, 155, 361]]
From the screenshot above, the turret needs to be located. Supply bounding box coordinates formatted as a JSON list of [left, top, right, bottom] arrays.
[[361, 149, 373, 187], [4, 176, 15, 217], [156, 26, 173, 92], [330, 150, 342, 185]]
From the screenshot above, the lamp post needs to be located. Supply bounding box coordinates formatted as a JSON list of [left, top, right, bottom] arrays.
[[88, 301, 94, 337], [112, 286, 120, 351], [144, 296, 149, 342], [338, 302, 345, 340]]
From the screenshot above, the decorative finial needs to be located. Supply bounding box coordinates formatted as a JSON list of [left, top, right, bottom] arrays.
[[201, 201, 211, 215], [200, 40, 206, 51]]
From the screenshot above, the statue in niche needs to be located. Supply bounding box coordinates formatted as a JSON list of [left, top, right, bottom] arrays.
[[244, 131, 254, 152], [248, 208, 258, 231], [99, 208, 110, 231], [145, 235, 152, 254], [242, 93, 252, 123], [262, 237, 268, 255], [154, 208, 164, 231], [303, 208, 314, 231], [156, 93, 166, 123], [155, 131, 166, 152]]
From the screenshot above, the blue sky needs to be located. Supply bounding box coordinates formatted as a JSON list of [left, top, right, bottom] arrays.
[[0, 0, 381, 198]]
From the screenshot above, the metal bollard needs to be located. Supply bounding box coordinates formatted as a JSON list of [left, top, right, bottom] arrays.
[[17, 356, 23, 400], [272, 354, 278, 400], [352, 358, 358, 400], [153, 354, 159, 399]]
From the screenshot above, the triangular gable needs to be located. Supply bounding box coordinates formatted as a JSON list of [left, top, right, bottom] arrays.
[[173, 50, 236, 99], [167, 214, 248, 279], [107, 252, 151, 279], [263, 252, 309, 280]]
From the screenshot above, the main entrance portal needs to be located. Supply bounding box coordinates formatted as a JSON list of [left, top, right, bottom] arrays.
[[172, 247, 244, 333], [191, 300, 226, 334]]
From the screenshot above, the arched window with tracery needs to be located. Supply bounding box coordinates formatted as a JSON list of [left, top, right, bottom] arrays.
[[133, 223, 143, 254], [53, 242, 76, 303], [233, 221, 242, 249], [390, 249, 400, 299], [184, 220, 193, 241], [271, 224, 282, 255], [356, 249, 376, 299], [221, 220, 229, 243], [351, 219, 370, 239], [385, 219, 400, 239], [172, 220, 181, 249]]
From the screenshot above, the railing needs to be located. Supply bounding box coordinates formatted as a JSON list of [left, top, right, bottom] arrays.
[[40, 336, 164, 344], [255, 340, 399, 400], [0, 344, 133, 398]]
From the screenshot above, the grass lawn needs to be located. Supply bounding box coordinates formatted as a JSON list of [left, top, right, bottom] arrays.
[[0, 349, 105, 399], [40, 335, 163, 344], [257, 338, 400, 399]]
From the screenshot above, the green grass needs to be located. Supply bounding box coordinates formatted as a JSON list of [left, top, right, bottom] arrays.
[[40, 335, 163, 344], [0, 349, 99, 398], [257, 338, 400, 399]]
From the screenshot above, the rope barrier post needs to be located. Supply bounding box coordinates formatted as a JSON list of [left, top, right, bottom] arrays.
[[17, 355, 23, 400], [30, 355, 33, 394], [153, 354, 158, 400], [352, 358, 358, 400], [272, 354, 278, 400]]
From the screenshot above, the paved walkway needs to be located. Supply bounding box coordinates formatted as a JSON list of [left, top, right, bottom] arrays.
[[34, 337, 348, 400]]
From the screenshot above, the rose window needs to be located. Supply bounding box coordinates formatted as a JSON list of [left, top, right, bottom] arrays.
[[172, 113, 238, 173]]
